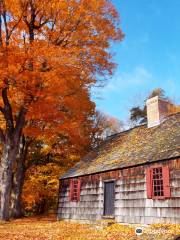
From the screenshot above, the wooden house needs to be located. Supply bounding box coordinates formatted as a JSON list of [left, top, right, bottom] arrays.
[[57, 96, 180, 224]]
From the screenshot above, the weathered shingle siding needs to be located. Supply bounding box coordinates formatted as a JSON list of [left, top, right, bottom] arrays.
[[58, 158, 180, 224], [115, 159, 180, 224], [58, 179, 104, 222]]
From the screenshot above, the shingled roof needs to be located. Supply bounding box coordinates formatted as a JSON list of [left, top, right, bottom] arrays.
[[61, 113, 180, 179]]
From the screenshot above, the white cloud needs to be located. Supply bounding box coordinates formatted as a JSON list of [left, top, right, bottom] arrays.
[[103, 66, 152, 92]]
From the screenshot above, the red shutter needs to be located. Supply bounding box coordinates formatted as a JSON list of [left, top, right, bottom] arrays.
[[162, 166, 171, 198], [146, 168, 152, 199], [69, 179, 74, 201], [77, 179, 81, 202]]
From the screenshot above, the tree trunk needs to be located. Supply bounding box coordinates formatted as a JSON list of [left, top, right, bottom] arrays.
[[11, 136, 28, 218], [0, 138, 18, 221], [0, 88, 26, 221]]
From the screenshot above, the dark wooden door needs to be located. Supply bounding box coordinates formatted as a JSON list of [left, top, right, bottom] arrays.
[[104, 181, 115, 216]]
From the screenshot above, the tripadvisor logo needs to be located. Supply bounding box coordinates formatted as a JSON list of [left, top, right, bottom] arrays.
[[135, 226, 174, 236], [135, 227, 143, 236]]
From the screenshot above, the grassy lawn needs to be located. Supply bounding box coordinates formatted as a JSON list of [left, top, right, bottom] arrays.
[[0, 217, 179, 240]]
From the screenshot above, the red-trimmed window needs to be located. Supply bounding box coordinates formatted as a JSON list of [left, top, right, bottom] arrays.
[[69, 179, 81, 202], [146, 165, 171, 199]]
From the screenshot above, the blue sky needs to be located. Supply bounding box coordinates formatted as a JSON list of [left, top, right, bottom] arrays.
[[93, 0, 180, 122]]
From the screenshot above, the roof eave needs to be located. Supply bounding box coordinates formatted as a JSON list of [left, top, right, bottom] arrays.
[[59, 155, 180, 180]]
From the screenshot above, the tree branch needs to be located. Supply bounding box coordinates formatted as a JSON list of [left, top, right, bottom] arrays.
[[8, 12, 24, 40], [34, 19, 49, 30], [15, 107, 26, 127], [0, 127, 5, 143], [54, 18, 81, 47], [14, 107, 27, 141], [23, 14, 29, 27], [2, 87, 14, 133], [0, 13, 2, 46], [2, 11, 9, 45], [0, 105, 5, 114]]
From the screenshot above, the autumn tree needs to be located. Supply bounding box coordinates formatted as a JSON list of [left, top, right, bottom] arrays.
[[22, 110, 124, 214], [18, 89, 96, 215], [0, 0, 123, 220], [92, 111, 124, 146], [22, 138, 81, 214]]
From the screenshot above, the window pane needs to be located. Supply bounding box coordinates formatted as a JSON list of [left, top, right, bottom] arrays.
[[152, 167, 164, 197]]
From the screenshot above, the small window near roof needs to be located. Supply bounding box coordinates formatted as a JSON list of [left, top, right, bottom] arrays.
[[69, 179, 81, 202], [146, 165, 171, 199]]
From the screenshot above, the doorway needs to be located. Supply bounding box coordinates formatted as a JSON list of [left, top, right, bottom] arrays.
[[103, 181, 115, 216]]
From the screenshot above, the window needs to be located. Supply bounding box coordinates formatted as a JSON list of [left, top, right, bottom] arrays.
[[146, 165, 171, 199], [69, 179, 81, 202], [152, 167, 164, 197]]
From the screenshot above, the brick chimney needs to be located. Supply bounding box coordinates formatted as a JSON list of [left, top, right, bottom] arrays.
[[146, 96, 171, 128]]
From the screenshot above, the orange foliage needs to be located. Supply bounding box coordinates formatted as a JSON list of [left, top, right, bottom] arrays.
[[0, 0, 123, 142], [0, 218, 179, 240], [0, 0, 123, 217]]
